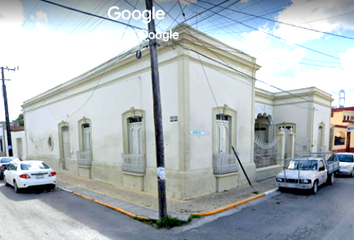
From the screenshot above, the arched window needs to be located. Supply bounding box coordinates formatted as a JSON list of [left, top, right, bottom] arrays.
[[78, 118, 92, 152], [335, 131, 346, 146], [122, 109, 146, 174], [212, 106, 238, 175], [213, 106, 237, 154], [216, 114, 231, 154], [128, 117, 143, 154]]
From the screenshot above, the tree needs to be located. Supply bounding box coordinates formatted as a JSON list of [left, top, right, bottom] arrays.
[[15, 113, 24, 126]]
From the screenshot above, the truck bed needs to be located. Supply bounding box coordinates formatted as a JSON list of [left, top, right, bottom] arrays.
[[326, 160, 339, 174]]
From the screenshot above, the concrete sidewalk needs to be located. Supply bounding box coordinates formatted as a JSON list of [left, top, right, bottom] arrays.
[[57, 172, 277, 221]]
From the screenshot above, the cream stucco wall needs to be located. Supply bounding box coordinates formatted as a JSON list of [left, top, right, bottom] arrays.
[[24, 48, 185, 197], [22, 25, 261, 200]]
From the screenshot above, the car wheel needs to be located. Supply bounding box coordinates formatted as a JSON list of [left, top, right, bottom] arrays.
[[311, 181, 318, 195], [3, 175, 9, 187], [14, 181, 20, 193], [328, 174, 334, 185], [351, 169, 354, 177]]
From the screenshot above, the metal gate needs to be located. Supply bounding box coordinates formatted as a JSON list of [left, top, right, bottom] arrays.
[[294, 138, 310, 157], [254, 136, 279, 168]]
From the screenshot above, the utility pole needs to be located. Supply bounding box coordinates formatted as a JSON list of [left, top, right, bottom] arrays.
[[1, 67, 16, 157], [145, 0, 167, 220]]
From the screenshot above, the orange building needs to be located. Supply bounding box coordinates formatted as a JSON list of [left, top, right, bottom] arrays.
[[330, 107, 354, 152]]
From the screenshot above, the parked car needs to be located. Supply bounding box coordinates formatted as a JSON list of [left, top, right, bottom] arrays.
[[0, 157, 21, 179], [336, 153, 354, 176], [3, 160, 56, 193], [276, 153, 339, 194]]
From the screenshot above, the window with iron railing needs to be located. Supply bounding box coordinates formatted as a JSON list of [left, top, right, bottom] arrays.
[[213, 109, 238, 175], [122, 110, 146, 174]]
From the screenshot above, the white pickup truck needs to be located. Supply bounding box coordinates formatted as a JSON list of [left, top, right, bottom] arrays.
[[276, 154, 339, 194]]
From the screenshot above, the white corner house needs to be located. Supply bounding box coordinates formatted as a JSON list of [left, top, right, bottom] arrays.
[[22, 24, 333, 199]]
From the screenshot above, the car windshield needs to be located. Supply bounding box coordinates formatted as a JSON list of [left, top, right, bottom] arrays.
[[338, 155, 354, 163], [21, 162, 50, 171], [1, 158, 11, 163], [287, 160, 318, 171]]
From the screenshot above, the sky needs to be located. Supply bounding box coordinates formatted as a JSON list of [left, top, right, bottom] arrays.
[[0, 0, 353, 121]]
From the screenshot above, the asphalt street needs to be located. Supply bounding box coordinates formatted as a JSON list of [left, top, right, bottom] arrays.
[[0, 181, 177, 240], [0, 177, 354, 240], [178, 176, 354, 240]]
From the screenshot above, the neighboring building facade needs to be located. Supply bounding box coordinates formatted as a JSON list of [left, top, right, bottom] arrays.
[[253, 87, 333, 180], [11, 130, 26, 160], [0, 121, 25, 158], [330, 107, 354, 152]]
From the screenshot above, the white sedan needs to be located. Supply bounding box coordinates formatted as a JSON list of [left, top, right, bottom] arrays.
[[337, 153, 354, 176], [3, 160, 56, 193]]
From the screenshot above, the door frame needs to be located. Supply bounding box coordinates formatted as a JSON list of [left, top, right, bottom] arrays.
[[347, 132, 351, 152], [58, 121, 70, 170]]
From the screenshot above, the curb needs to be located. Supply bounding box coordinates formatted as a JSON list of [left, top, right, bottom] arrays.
[[58, 187, 150, 221], [57, 186, 73, 193], [190, 188, 279, 217], [58, 185, 278, 222]]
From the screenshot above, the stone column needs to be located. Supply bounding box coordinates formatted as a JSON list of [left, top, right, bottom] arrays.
[[289, 127, 295, 159], [277, 127, 285, 165]]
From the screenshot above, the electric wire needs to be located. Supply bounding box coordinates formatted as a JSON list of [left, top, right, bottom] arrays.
[[67, 0, 102, 35], [175, 0, 257, 192], [22, 0, 40, 28], [76, 0, 119, 36], [52, 0, 82, 34], [39, 0, 146, 31], [156, 1, 334, 108], [66, 44, 148, 119], [197, 0, 354, 41], [183, 0, 341, 60]]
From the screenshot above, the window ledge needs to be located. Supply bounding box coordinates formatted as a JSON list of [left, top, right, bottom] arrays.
[[122, 171, 145, 177], [215, 172, 238, 178]]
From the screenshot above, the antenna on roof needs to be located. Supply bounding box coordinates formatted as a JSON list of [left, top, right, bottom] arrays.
[[339, 90, 345, 108]]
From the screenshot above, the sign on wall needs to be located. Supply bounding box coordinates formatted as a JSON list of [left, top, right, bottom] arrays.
[[170, 116, 178, 122], [190, 130, 205, 136], [348, 126, 354, 132]]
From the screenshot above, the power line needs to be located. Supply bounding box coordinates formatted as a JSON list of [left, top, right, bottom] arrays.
[[73, 0, 115, 36], [299, 10, 354, 24], [66, 44, 148, 118], [22, 0, 40, 28], [183, 0, 341, 60], [177, 1, 330, 74], [174, 41, 314, 106], [159, 1, 328, 105], [176, 0, 231, 26], [175, 0, 257, 190], [165, 41, 313, 111], [200, 15, 341, 73], [67, 0, 101, 35], [197, 0, 354, 41], [39, 0, 146, 31], [52, 0, 82, 34]]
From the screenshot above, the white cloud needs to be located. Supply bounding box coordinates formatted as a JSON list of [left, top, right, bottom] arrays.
[[36, 10, 48, 22], [0, 0, 144, 121], [241, 22, 354, 107], [274, 0, 354, 44], [255, 47, 354, 107], [241, 27, 306, 78]]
